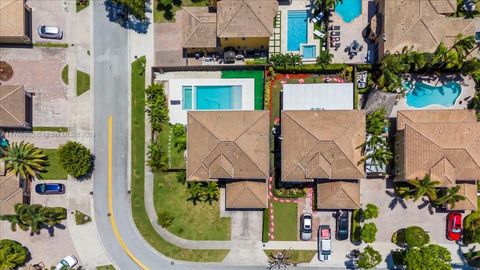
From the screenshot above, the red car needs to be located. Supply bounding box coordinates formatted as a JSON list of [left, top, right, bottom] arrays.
[[446, 212, 462, 241]]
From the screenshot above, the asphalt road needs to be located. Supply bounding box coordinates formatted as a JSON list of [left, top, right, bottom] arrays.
[[91, 3, 343, 270]]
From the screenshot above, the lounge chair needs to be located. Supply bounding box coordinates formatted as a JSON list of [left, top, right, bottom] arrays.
[[328, 25, 340, 31], [330, 37, 340, 42], [311, 12, 324, 24], [314, 30, 325, 38], [330, 31, 340, 36]]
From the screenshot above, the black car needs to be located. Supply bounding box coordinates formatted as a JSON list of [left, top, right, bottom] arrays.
[[35, 183, 65, 194], [336, 210, 349, 240]]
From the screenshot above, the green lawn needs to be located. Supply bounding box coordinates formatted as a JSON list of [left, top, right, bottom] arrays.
[[264, 250, 317, 264], [76, 0, 89, 12], [77, 70, 90, 96], [61, 65, 68, 85], [33, 42, 69, 48], [96, 265, 115, 270], [272, 202, 298, 241], [40, 149, 68, 180], [158, 124, 185, 169], [154, 0, 210, 23], [33, 127, 69, 132], [154, 171, 231, 240], [130, 56, 229, 262]]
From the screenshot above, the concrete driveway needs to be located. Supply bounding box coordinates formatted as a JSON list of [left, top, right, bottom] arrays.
[[28, 0, 69, 44], [360, 178, 451, 244], [0, 47, 69, 127]]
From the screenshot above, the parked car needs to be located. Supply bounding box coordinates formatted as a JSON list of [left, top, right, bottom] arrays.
[[300, 213, 313, 240], [336, 210, 349, 240], [446, 212, 462, 241], [55, 255, 78, 270], [318, 225, 332, 261], [35, 183, 65, 194], [38, 26, 63, 39]]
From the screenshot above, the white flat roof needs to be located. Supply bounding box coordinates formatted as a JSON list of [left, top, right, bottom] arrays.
[[282, 83, 354, 110]]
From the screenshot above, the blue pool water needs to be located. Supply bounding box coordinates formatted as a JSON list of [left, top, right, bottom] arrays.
[[194, 85, 242, 110], [287, 10, 308, 51], [302, 45, 316, 59], [405, 81, 462, 108], [335, 0, 362, 23]]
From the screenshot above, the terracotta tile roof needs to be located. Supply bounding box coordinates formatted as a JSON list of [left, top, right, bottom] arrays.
[[181, 7, 217, 48], [225, 180, 267, 208], [217, 0, 278, 38], [448, 182, 477, 210], [187, 111, 269, 181], [281, 110, 366, 182], [0, 85, 27, 128], [0, 173, 22, 215], [316, 181, 360, 209], [397, 110, 480, 186], [382, 0, 476, 53], [0, 0, 25, 38]]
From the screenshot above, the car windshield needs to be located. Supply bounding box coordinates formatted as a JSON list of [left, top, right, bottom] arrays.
[[321, 250, 331, 255], [39, 185, 46, 192], [60, 260, 69, 266], [452, 228, 461, 233]]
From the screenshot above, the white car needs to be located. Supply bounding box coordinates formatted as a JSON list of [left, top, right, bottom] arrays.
[[318, 225, 332, 261], [55, 255, 78, 270], [300, 213, 313, 241]]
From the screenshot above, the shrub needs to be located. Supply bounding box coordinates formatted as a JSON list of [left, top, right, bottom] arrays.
[[362, 204, 379, 220], [360, 223, 377, 243], [0, 239, 28, 269], [463, 212, 480, 244], [404, 244, 451, 270], [58, 141, 93, 178], [357, 245, 382, 269], [351, 209, 362, 243], [145, 83, 169, 134], [171, 124, 186, 152], [264, 79, 271, 110], [147, 139, 164, 172], [176, 170, 186, 185], [391, 228, 405, 246], [157, 211, 174, 228], [273, 63, 347, 74], [404, 226, 430, 247], [391, 249, 406, 266], [262, 208, 269, 243]]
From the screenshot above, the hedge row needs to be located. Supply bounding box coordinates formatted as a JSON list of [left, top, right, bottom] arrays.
[[273, 64, 347, 74]]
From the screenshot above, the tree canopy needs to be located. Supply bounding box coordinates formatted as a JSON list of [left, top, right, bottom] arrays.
[[2, 141, 48, 180], [59, 141, 93, 178], [404, 226, 430, 248], [357, 245, 382, 270], [112, 0, 146, 21], [0, 239, 28, 270], [361, 223, 377, 243], [404, 244, 451, 270]]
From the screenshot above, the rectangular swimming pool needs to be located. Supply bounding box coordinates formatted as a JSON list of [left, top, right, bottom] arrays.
[[182, 85, 242, 110], [287, 10, 308, 51], [335, 0, 362, 23]]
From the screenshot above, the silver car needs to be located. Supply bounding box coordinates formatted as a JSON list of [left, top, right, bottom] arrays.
[[300, 213, 313, 240], [38, 26, 63, 39]]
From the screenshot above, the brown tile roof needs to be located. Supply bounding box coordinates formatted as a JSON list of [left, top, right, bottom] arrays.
[[187, 111, 269, 181], [182, 7, 217, 48], [281, 110, 366, 182], [0, 85, 28, 128], [382, 0, 476, 53], [397, 110, 480, 186], [0, 0, 25, 38], [225, 180, 267, 208], [0, 173, 22, 215], [317, 181, 360, 209], [448, 182, 477, 211], [217, 0, 278, 38]]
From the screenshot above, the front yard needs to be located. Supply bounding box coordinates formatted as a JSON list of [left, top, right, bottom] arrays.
[[154, 0, 210, 23], [272, 201, 298, 241], [40, 149, 68, 180]]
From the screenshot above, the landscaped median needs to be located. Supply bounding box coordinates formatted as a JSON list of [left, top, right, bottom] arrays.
[[264, 250, 316, 264], [130, 56, 229, 262]]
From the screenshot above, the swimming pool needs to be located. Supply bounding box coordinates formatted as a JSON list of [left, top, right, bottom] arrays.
[[302, 45, 316, 59], [183, 85, 242, 110], [287, 10, 308, 51], [405, 81, 462, 108], [335, 0, 362, 23]]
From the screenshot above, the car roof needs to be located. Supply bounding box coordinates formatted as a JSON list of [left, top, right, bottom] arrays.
[[321, 239, 331, 250], [44, 26, 59, 34], [63, 255, 77, 265]]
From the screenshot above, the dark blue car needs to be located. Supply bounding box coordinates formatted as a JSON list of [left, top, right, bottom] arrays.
[[35, 183, 65, 194]]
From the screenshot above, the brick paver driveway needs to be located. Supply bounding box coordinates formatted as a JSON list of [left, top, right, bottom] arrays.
[[361, 178, 452, 244], [0, 47, 69, 127]]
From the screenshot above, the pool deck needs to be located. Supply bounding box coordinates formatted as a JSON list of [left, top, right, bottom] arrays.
[[279, 0, 319, 62], [330, 0, 371, 64], [390, 75, 476, 118], [166, 78, 255, 124]]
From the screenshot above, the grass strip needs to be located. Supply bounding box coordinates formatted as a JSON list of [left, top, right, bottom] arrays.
[[76, 0, 89, 12], [264, 250, 317, 264], [62, 65, 69, 85], [33, 127, 69, 132], [34, 42, 69, 48], [40, 149, 68, 180], [77, 70, 91, 96], [130, 56, 228, 262], [272, 201, 298, 241]]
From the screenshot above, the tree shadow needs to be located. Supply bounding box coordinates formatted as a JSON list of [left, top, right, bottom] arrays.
[[47, 223, 66, 237], [385, 190, 407, 210], [104, 0, 151, 34], [416, 197, 435, 215]]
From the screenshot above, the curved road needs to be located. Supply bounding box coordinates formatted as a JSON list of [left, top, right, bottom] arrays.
[[91, 3, 333, 270]]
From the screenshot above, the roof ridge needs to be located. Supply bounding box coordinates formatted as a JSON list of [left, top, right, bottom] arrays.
[[333, 111, 365, 177], [244, 182, 265, 207], [182, 8, 202, 46], [419, 18, 440, 45], [390, 16, 421, 51], [1, 186, 22, 202], [245, 1, 272, 36], [218, 1, 246, 36], [229, 181, 264, 207], [405, 124, 443, 179]]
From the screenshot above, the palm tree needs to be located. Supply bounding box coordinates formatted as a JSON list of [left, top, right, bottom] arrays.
[[0, 204, 66, 234], [358, 146, 393, 167], [204, 181, 220, 204], [434, 186, 466, 209], [290, 54, 302, 66], [319, 0, 343, 11], [316, 51, 333, 67], [267, 249, 293, 269], [2, 141, 48, 180], [366, 108, 389, 136], [186, 182, 204, 205], [408, 174, 440, 202]]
